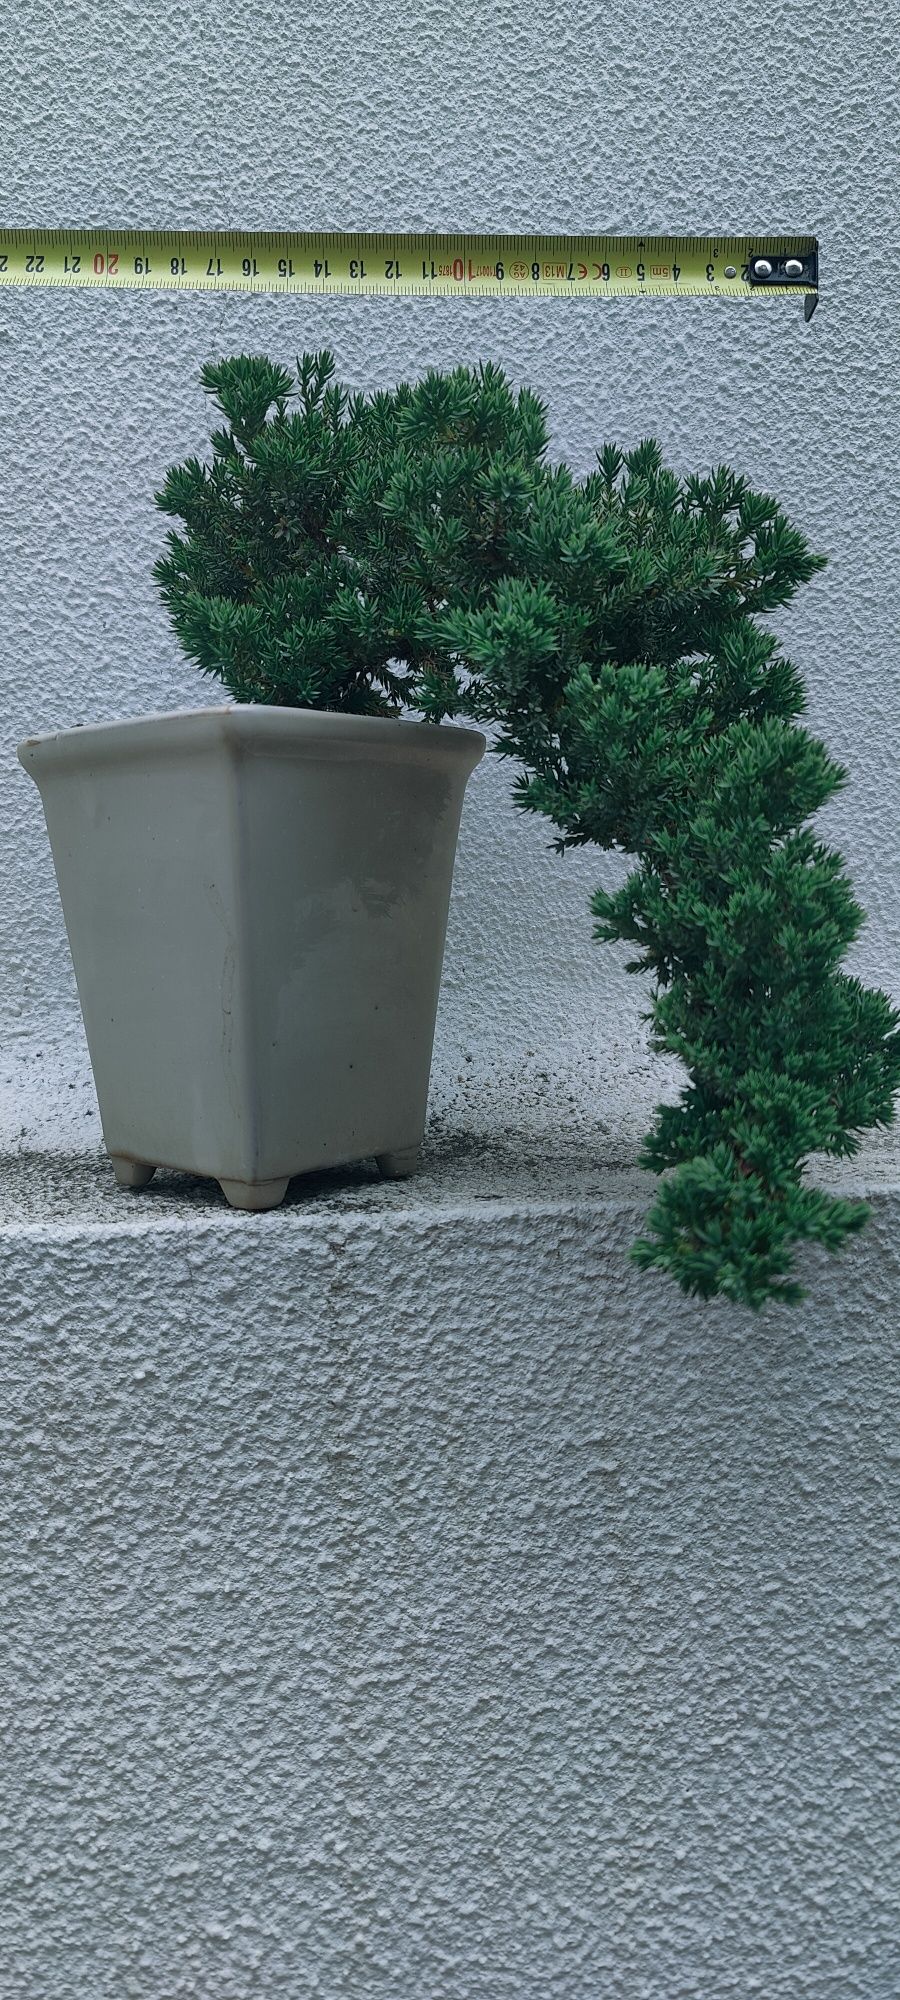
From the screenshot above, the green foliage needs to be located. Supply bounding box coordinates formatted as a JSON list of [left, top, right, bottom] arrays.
[[155, 351, 900, 1307], [429, 425, 900, 1308], [154, 348, 547, 714]]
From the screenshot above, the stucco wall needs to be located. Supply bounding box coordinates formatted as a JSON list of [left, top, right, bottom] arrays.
[[4, 1164, 900, 2000], [2, 0, 900, 1993]]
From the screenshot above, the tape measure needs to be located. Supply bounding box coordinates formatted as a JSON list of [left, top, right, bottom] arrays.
[[0, 230, 818, 313]]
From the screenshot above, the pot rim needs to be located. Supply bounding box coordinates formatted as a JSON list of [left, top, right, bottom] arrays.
[[17, 702, 487, 778]]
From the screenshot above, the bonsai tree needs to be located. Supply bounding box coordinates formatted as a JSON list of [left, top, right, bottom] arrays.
[[155, 350, 900, 1308]]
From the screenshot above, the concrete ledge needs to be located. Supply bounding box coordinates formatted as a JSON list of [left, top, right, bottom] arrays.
[[4, 1044, 900, 1996], [1, 1128, 646, 1227], [5, 1015, 900, 1223]]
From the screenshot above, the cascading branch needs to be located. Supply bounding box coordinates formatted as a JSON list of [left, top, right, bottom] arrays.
[[155, 350, 900, 1308], [429, 444, 900, 1307]]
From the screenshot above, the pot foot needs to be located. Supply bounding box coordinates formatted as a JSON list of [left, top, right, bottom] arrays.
[[111, 1156, 156, 1190], [218, 1176, 290, 1212], [376, 1145, 420, 1181]]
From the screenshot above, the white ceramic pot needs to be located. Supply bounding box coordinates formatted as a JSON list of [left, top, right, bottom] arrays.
[[18, 705, 485, 1208]]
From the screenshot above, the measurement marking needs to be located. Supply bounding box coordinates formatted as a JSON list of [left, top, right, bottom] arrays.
[[0, 230, 819, 306]]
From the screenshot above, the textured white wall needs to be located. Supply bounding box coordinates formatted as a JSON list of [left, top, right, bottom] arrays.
[[3, 0, 900, 1993], [3, 1178, 900, 1998]]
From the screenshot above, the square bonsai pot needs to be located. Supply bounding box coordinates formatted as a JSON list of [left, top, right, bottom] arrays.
[[18, 704, 485, 1208]]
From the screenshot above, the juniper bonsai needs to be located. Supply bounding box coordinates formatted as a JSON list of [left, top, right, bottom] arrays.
[[155, 350, 900, 1308]]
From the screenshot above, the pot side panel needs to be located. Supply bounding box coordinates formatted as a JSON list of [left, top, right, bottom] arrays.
[[28, 726, 473, 1185], [33, 741, 253, 1178], [237, 746, 467, 1176]]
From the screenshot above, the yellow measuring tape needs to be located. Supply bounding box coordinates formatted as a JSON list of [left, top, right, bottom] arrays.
[[0, 230, 818, 311]]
